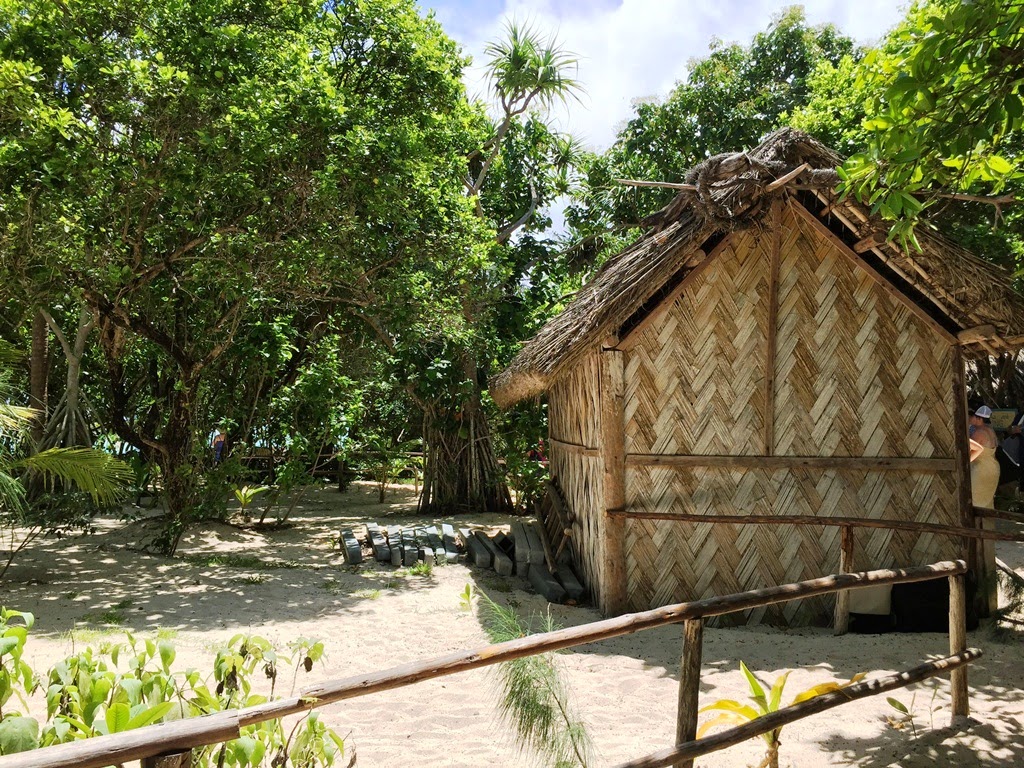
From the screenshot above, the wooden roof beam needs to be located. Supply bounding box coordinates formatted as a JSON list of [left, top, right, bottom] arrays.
[[957, 325, 999, 344]]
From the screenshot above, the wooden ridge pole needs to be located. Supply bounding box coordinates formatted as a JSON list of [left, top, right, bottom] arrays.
[[601, 340, 628, 614], [607, 509, 1024, 543], [0, 561, 967, 768], [614, 649, 982, 768]]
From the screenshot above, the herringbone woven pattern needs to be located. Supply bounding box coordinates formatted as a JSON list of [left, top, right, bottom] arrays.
[[624, 229, 769, 455], [607, 202, 962, 627], [624, 465, 960, 625], [774, 206, 955, 457]]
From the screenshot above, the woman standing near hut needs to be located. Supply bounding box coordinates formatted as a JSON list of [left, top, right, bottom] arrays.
[[969, 406, 1000, 508]]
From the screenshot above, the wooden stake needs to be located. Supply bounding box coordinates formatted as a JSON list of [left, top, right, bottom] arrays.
[[601, 348, 628, 615], [834, 526, 854, 635], [142, 751, 192, 768], [948, 574, 969, 718], [674, 619, 704, 768]]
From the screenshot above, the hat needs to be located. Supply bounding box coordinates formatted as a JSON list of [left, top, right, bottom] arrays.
[[975, 405, 993, 418]]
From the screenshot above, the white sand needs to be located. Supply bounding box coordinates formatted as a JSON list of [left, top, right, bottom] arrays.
[[3, 482, 1022, 767]]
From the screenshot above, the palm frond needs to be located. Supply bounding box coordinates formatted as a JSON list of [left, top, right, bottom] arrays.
[[0, 404, 39, 432], [15, 448, 132, 504], [0, 470, 27, 517]]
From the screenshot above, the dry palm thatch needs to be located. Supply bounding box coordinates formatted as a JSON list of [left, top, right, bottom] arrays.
[[492, 128, 1024, 407]]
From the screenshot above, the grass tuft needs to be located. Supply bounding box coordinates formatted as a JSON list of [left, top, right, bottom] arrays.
[[477, 590, 592, 767]]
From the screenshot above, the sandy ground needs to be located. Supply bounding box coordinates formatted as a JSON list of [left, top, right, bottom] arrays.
[[2, 482, 1022, 768]]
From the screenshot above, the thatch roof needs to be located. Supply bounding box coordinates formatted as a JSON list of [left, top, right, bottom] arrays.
[[492, 128, 1024, 408]]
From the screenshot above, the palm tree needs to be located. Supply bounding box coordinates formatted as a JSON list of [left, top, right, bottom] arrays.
[[0, 345, 131, 580]]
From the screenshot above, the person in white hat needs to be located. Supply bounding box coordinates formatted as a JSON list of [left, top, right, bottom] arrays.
[[968, 406, 1000, 508]]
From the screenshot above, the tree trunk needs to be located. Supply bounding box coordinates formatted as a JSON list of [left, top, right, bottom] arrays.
[[419, 353, 511, 515], [28, 311, 49, 445], [156, 373, 200, 555], [41, 307, 95, 448]]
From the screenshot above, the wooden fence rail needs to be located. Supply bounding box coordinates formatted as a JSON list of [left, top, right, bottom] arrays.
[[0, 560, 971, 768]]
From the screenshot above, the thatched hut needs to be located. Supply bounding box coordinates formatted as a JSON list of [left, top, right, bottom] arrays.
[[492, 129, 1024, 626]]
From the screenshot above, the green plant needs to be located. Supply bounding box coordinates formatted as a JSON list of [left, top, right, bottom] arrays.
[[0, 610, 346, 765], [476, 590, 592, 767], [407, 561, 433, 577], [697, 662, 865, 768], [233, 485, 271, 519]]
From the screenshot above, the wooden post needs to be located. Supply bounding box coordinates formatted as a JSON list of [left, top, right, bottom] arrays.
[[674, 619, 704, 768], [601, 345, 628, 615], [952, 347, 991, 616], [834, 525, 854, 635], [948, 573, 969, 719], [763, 200, 782, 455], [142, 750, 192, 768]]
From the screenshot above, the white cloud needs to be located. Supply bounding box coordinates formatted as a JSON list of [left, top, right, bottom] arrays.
[[430, 0, 910, 151]]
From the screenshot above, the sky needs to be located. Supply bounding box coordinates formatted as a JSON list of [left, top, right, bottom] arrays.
[[423, 0, 911, 152]]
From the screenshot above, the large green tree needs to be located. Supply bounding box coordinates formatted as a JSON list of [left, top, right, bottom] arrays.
[[0, 0, 480, 550]]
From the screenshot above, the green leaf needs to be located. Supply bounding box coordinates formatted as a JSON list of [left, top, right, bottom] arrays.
[[987, 155, 1013, 175], [105, 702, 130, 734], [887, 696, 909, 714], [158, 641, 175, 670], [0, 716, 39, 755], [125, 702, 174, 730], [0, 637, 20, 657], [740, 661, 768, 712]]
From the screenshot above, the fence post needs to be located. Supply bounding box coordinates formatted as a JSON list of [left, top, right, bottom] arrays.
[[833, 525, 854, 635], [675, 618, 704, 768], [141, 750, 192, 768], [948, 573, 969, 719]]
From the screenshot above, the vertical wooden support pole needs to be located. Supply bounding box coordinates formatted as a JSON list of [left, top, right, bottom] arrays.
[[142, 750, 192, 768], [675, 618, 704, 768], [763, 201, 782, 456], [833, 525, 854, 635], [601, 344, 628, 615], [951, 347, 992, 616], [948, 573, 969, 719]]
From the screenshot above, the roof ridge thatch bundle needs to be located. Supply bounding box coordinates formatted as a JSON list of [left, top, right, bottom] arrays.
[[492, 128, 1024, 408]]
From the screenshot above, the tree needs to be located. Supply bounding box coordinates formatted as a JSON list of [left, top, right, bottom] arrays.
[[0, 0, 480, 550], [838, 0, 1024, 246], [408, 22, 583, 514]]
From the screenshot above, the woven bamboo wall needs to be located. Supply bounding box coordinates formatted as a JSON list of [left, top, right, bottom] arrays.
[[624, 229, 769, 455], [611, 201, 961, 626], [547, 352, 604, 599]]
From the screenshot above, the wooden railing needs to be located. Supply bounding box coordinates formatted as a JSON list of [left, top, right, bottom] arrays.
[[0, 560, 976, 768]]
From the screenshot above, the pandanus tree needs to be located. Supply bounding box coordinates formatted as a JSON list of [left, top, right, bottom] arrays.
[[416, 22, 583, 514]]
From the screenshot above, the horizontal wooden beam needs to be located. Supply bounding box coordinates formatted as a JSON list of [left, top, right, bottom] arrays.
[[625, 454, 954, 472], [973, 505, 1024, 523], [613, 649, 982, 768], [607, 510, 1024, 543], [548, 437, 601, 458]]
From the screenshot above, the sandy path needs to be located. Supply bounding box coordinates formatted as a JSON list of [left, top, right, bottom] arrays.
[[2, 482, 1022, 767]]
